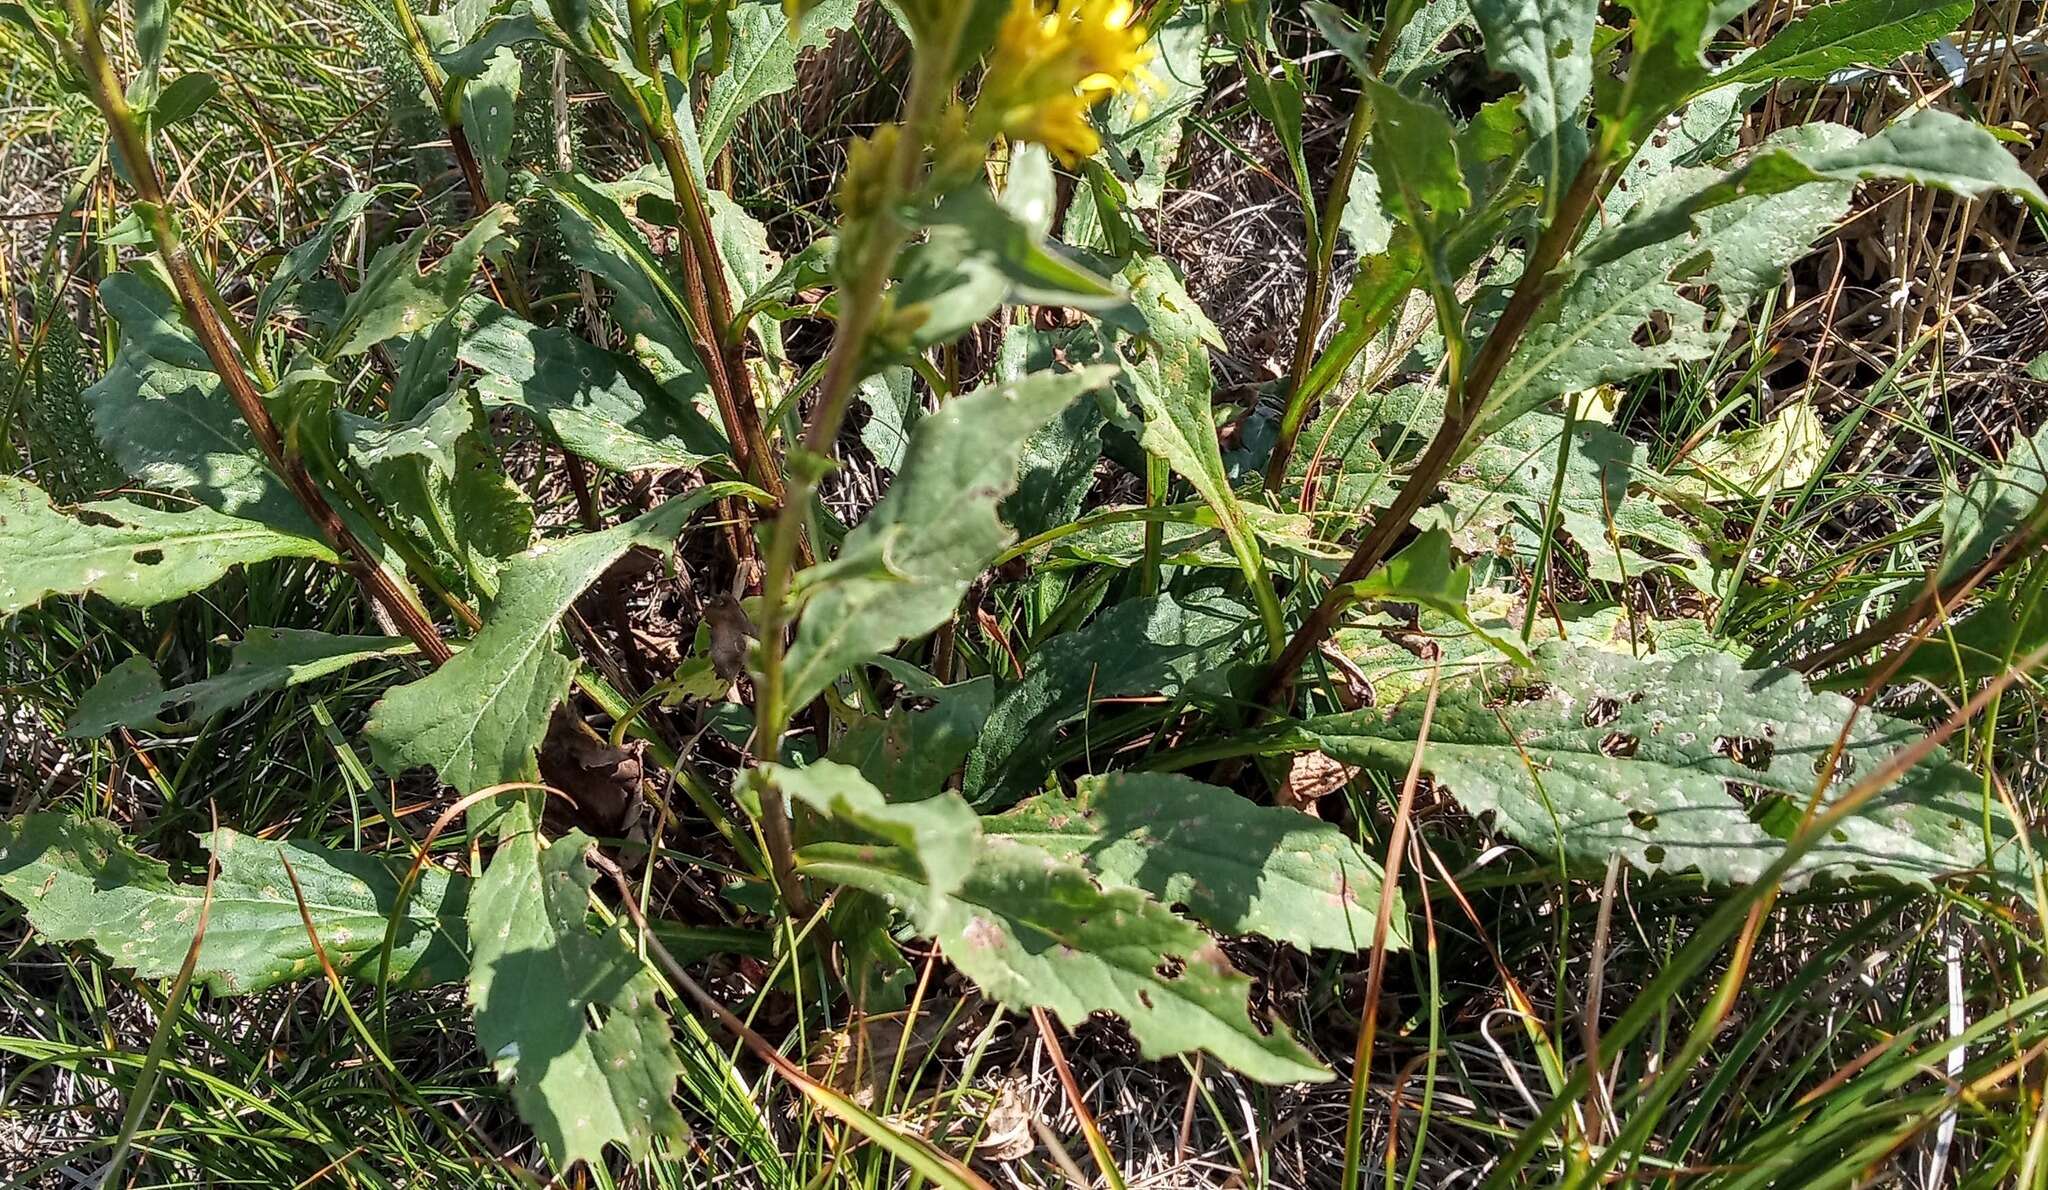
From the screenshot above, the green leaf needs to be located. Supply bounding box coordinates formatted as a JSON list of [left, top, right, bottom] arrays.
[[1484, 124, 1866, 435], [258, 189, 391, 326], [964, 591, 1260, 804], [366, 483, 752, 793], [991, 772, 1407, 953], [1467, 0, 1596, 201], [997, 324, 1113, 539], [338, 388, 475, 477], [1918, 421, 2048, 585], [459, 304, 726, 473], [1716, 0, 1972, 85], [854, 366, 919, 472], [0, 477, 336, 617], [1438, 407, 1715, 591], [1360, 77, 1472, 229], [1341, 529, 1532, 664], [699, 0, 858, 159], [801, 838, 1330, 1084], [827, 675, 995, 803], [152, 71, 219, 128], [780, 367, 1116, 713], [891, 187, 1133, 353], [544, 172, 715, 407], [88, 271, 316, 536], [1581, 111, 2048, 276], [0, 813, 468, 996], [67, 629, 416, 737], [328, 207, 516, 358], [1296, 643, 2025, 889], [463, 45, 522, 201], [1120, 255, 1285, 651], [468, 826, 687, 1169], [766, 759, 982, 910]]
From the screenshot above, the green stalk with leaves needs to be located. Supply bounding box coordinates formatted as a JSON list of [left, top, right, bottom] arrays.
[[6, 0, 2048, 1182]]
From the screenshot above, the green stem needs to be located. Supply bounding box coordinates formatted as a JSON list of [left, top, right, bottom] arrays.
[[1265, 88, 1375, 491], [746, 9, 970, 916]]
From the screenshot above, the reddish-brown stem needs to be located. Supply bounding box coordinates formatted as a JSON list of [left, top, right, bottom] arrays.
[[1259, 157, 1608, 710], [65, 0, 451, 665]]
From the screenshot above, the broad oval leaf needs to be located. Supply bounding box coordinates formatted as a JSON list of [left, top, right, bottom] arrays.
[[991, 772, 1408, 953], [1294, 642, 2025, 890], [0, 477, 336, 617]]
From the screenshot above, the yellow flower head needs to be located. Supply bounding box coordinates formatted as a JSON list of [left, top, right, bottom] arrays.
[[977, 0, 1154, 165]]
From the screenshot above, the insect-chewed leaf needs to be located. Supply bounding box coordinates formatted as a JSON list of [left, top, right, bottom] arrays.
[[991, 772, 1407, 953], [1342, 529, 1531, 665], [459, 304, 726, 473], [765, 760, 981, 910], [801, 837, 1331, 1084], [67, 629, 417, 737], [1483, 124, 1865, 435], [1297, 643, 2026, 890], [699, 0, 858, 159], [327, 206, 516, 358], [468, 827, 687, 1169], [964, 590, 1261, 804], [0, 813, 468, 996], [366, 483, 752, 794], [780, 366, 1117, 713], [0, 477, 336, 617], [1465, 0, 1595, 198]]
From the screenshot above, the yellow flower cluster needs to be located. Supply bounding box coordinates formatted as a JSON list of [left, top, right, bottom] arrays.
[[977, 0, 1154, 165]]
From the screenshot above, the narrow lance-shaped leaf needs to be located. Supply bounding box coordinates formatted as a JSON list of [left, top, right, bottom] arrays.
[[326, 206, 517, 358], [1464, 0, 1596, 204], [66, 629, 417, 737], [0, 813, 468, 995], [802, 837, 1331, 1084], [88, 271, 319, 537], [1713, 0, 1973, 87], [469, 826, 687, 1170], [699, 0, 858, 159], [780, 367, 1116, 713], [1120, 256, 1283, 649], [0, 477, 336, 617], [991, 772, 1409, 953], [366, 482, 757, 794]]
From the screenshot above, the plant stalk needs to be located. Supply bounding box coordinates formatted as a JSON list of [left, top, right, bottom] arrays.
[[1257, 154, 1608, 710], [1265, 87, 1375, 491], [64, 0, 452, 665], [745, 10, 969, 915]]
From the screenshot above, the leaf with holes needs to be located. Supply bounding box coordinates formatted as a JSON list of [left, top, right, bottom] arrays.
[[800, 837, 1330, 1084], [0, 813, 467, 995], [0, 477, 336, 617], [1294, 643, 2025, 890], [991, 772, 1406, 953]]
